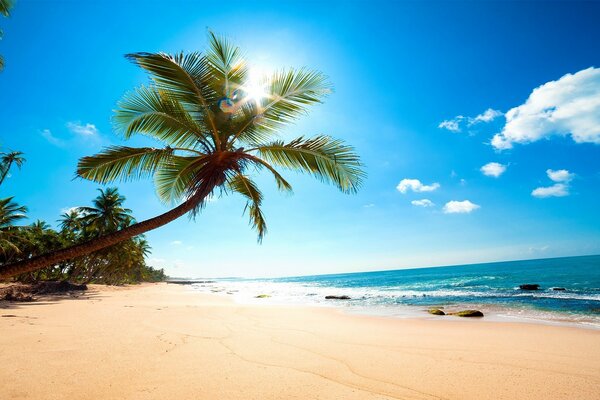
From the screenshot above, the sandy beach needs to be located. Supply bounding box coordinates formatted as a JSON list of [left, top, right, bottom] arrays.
[[1, 283, 599, 400]]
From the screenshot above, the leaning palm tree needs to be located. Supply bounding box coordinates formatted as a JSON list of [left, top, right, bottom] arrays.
[[0, 31, 364, 279], [0, 150, 25, 186]]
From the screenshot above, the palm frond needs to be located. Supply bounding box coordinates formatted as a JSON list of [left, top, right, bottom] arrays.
[[230, 69, 331, 146], [260, 69, 331, 129], [244, 154, 292, 193], [0, 0, 13, 17], [227, 173, 266, 242], [114, 85, 212, 150], [154, 155, 209, 204], [252, 135, 364, 194], [205, 30, 247, 95], [77, 146, 176, 184], [126, 51, 214, 107], [125, 51, 221, 145]]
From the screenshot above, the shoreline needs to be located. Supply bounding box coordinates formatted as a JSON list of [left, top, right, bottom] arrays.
[[189, 282, 600, 330], [2, 283, 599, 399]]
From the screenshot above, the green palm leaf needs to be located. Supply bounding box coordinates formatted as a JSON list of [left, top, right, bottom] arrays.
[[126, 51, 215, 107], [252, 135, 364, 194], [205, 30, 247, 95], [125, 51, 221, 146], [245, 155, 293, 193], [0, 197, 27, 229], [77, 146, 176, 184], [154, 155, 210, 204], [228, 173, 266, 242], [114, 86, 212, 150], [231, 69, 331, 145], [0, 0, 13, 17]]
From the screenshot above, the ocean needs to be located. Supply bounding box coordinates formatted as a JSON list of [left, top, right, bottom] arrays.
[[190, 255, 600, 328]]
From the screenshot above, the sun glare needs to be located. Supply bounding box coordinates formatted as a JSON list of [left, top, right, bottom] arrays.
[[242, 68, 268, 106]]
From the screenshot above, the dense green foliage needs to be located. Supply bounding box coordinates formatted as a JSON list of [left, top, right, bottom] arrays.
[[0, 152, 166, 284]]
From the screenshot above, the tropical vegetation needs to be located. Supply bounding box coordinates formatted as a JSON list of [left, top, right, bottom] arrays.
[[0, 187, 166, 284], [0, 31, 364, 280], [0, 153, 165, 284]]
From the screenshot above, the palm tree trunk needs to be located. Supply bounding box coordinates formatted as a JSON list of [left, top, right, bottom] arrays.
[[0, 189, 209, 280]]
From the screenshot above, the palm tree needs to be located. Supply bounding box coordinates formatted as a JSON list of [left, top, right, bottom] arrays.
[[0, 150, 25, 186], [0, 0, 14, 71], [0, 31, 364, 279], [59, 208, 83, 234], [0, 196, 26, 228], [79, 187, 134, 236], [0, 196, 27, 261]]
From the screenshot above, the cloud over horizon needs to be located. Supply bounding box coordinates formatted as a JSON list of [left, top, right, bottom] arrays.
[[397, 179, 440, 193], [492, 67, 600, 149], [443, 200, 480, 214]]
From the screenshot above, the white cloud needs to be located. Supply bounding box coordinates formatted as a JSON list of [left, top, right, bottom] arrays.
[[492, 67, 600, 149], [60, 206, 80, 215], [443, 200, 480, 214], [41, 129, 64, 147], [546, 169, 574, 183], [480, 162, 507, 178], [170, 240, 182, 246], [363, 203, 375, 208], [67, 121, 99, 136], [531, 168, 574, 198], [439, 109, 503, 132], [397, 179, 440, 194], [438, 116, 464, 132], [531, 183, 569, 198], [411, 199, 434, 207], [469, 108, 503, 125]]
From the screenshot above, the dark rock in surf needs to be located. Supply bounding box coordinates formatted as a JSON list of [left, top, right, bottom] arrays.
[[428, 308, 445, 316], [325, 295, 351, 300], [519, 284, 540, 290], [552, 287, 566, 291], [450, 310, 484, 317]]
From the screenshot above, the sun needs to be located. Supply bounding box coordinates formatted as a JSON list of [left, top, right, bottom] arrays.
[[242, 68, 268, 107]]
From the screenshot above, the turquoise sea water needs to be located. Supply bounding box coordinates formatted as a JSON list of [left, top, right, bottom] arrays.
[[192, 255, 600, 327]]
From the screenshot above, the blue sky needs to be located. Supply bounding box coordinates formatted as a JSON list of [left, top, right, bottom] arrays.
[[1, 1, 599, 278]]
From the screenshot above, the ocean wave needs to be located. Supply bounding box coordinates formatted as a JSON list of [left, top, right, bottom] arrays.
[[192, 280, 600, 303]]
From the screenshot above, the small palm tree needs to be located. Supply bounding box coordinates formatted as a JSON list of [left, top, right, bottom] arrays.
[[79, 187, 134, 236], [0, 196, 26, 228], [0, 196, 27, 261], [0, 32, 364, 279], [0, 150, 25, 186], [59, 209, 83, 234]]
